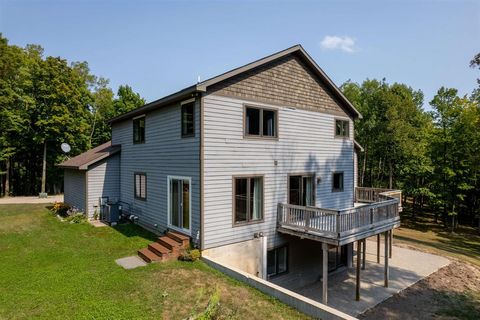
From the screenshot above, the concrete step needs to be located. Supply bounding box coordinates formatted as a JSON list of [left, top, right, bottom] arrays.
[[138, 248, 162, 263], [166, 231, 190, 249]]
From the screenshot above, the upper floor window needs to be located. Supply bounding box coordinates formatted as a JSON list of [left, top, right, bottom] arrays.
[[335, 119, 349, 138], [245, 106, 277, 138], [134, 173, 147, 200], [181, 101, 195, 137], [233, 176, 264, 224], [289, 174, 315, 206], [332, 172, 344, 192], [133, 116, 145, 144]]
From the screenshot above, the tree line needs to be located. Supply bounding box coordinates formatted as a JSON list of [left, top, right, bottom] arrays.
[[342, 54, 480, 229], [1, 35, 479, 229], [0, 34, 145, 196]]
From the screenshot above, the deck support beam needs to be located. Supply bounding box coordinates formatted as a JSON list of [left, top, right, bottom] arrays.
[[384, 231, 389, 287], [322, 242, 329, 304], [377, 234, 381, 263], [361, 239, 366, 270], [389, 229, 393, 258], [356, 240, 361, 301]]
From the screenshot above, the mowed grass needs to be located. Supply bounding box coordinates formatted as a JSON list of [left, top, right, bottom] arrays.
[[394, 208, 480, 267], [0, 204, 308, 320]]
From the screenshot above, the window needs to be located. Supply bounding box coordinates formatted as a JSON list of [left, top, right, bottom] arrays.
[[134, 173, 147, 200], [133, 116, 145, 144], [181, 102, 195, 137], [233, 176, 263, 224], [335, 119, 349, 137], [289, 174, 315, 206], [267, 245, 288, 278], [245, 106, 277, 138], [332, 172, 344, 192]]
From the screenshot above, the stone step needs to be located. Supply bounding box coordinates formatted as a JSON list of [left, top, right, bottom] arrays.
[[166, 231, 190, 249], [157, 236, 182, 251], [148, 242, 171, 258], [138, 248, 162, 263]]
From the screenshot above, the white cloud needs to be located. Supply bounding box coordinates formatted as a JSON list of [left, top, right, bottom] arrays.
[[320, 36, 356, 53]]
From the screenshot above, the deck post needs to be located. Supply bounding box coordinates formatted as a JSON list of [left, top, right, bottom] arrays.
[[361, 239, 366, 270], [377, 234, 380, 263], [384, 231, 389, 287], [356, 240, 361, 301], [389, 229, 393, 258], [347, 243, 353, 268], [322, 242, 329, 304]]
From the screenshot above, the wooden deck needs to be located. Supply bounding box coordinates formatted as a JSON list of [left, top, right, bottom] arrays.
[[277, 187, 402, 246]]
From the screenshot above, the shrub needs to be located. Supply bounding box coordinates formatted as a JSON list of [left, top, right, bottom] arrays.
[[51, 202, 71, 217], [179, 248, 201, 262], [64, 213, 87, 224]]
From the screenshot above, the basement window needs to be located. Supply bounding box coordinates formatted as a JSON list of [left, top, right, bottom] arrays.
[[267, 245, 288, 278]]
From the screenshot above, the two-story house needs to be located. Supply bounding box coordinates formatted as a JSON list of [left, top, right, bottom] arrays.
[[59, 45, 401, 305]]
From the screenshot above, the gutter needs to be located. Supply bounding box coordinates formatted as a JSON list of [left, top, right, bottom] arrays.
[[107, 85, 203, 124]]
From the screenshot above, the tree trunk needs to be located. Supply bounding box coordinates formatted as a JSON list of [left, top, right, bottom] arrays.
[[41, 141, 47, 194], [389, 160, 393, 189], [361, 146, 367, 187], [412, 196, 416, 220], [5, 158, 10, 197]]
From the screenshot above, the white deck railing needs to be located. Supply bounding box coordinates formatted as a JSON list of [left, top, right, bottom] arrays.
[[277, 187, 401, 240]]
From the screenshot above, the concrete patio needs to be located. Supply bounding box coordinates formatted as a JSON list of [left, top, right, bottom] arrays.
[[294, 239, 450, 317]]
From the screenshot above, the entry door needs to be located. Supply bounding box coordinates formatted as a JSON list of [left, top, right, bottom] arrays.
[[288, 175, 314, 206], [168, 177, 191, 234], [328, 245, 348, 272]]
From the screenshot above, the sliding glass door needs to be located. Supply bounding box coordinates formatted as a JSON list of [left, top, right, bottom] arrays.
[[288, 174, 315, 206], [168, 176, 191, 234]]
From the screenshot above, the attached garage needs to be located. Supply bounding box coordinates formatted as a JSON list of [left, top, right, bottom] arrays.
[[58, 141, 121, 219]]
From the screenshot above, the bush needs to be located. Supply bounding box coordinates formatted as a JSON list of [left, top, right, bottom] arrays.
[[64, 213, 87, 224], [179, 248, 201, 262], [51, 202, 71, 217]]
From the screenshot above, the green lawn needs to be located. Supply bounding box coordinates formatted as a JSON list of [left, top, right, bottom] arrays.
[[0, 204, 308, 320], [394, 208, 480, 267]]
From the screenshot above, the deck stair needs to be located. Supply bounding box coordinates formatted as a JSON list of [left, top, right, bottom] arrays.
[[138, 231, 190, 263]]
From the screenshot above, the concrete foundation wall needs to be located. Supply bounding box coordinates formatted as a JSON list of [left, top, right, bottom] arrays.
[[203, 256, 356, 320], [202, 238, 265, 278]]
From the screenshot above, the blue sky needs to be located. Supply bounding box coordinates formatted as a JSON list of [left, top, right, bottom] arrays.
[[1, 0, 479, 109]]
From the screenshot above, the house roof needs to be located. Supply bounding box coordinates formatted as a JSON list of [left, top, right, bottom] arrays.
[[354, 140, 364, 152], [108, 44, 362, 124], [57, 141, 121, 170]]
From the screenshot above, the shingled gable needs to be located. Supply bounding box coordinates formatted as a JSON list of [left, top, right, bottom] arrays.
[[108, 44, 362, 124], [57, 141, 121, 170]]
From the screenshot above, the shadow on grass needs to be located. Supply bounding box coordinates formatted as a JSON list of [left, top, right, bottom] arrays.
[[394, 234, 480, 261], [111, 222, 158, 242]]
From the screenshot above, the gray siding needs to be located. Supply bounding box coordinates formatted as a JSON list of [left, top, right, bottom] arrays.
[[354, 150, 358, 189], [64, 169, 86, 212], [202, 94, 355, 249], [86, 154, 120, 218], [112, 100, 200, 243]]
